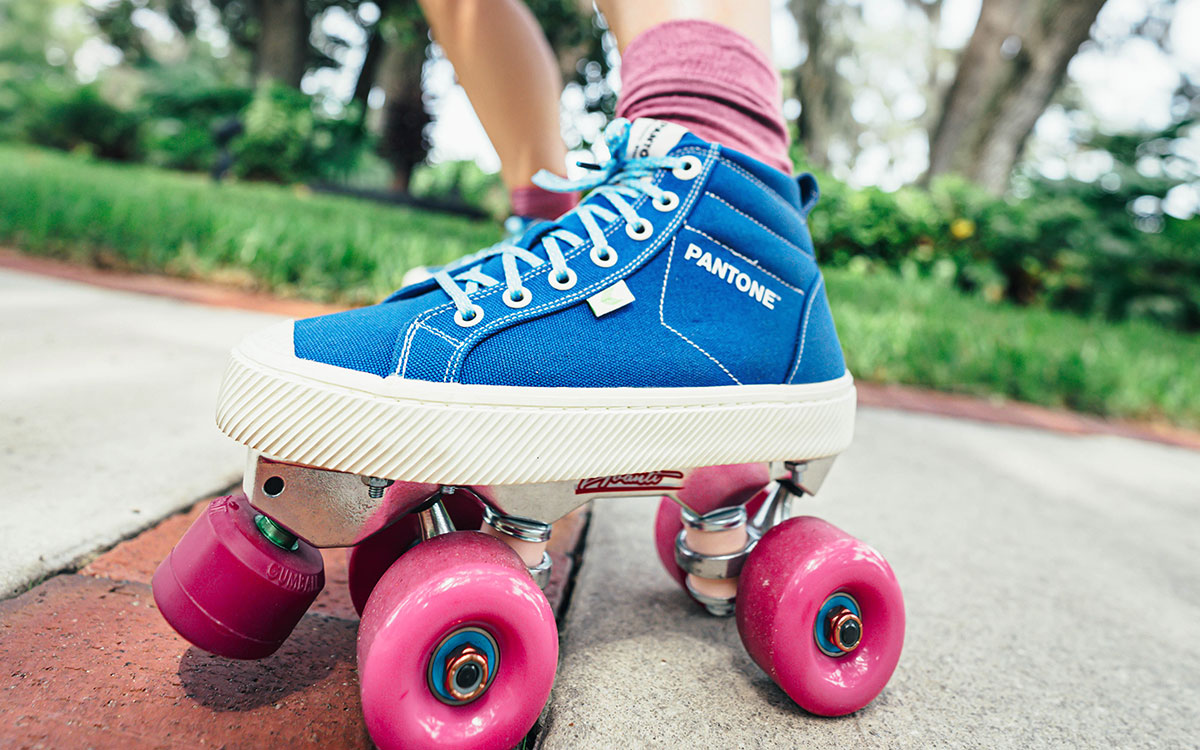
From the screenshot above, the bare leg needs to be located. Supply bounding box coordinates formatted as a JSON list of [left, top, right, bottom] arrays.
[[418, 0, 575, 217], [594, 0, 772, 57]]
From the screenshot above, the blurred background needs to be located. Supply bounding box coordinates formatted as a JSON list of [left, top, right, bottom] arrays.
[[0, 0, 1197, 428]]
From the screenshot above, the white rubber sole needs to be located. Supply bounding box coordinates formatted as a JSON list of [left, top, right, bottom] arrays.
[[215, 321, 857, 486]]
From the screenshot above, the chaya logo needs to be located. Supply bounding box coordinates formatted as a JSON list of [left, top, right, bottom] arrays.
[[575, 471, 686, 494]]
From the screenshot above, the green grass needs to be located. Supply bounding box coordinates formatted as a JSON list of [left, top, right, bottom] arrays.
[[0, 144, 501, 304], [3, 143, 1197, 428], [827, 268, 1200, 428]]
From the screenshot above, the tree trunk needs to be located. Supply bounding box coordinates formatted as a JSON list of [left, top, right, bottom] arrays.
[[377, 14, 431, 192], [789, 0, 855, 169], [255, 0, 309, 88], [926, 0, 1108, 193]]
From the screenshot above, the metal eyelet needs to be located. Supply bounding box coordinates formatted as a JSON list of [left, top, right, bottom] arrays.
[[502, 287, 532, 309], [590, 245, 618, 268], [625, 218, 653, 240], [672, 155, 703, 180], [453, 304, 485, 327], [548, 267, 578, 290], [652, 191, 680, 212]]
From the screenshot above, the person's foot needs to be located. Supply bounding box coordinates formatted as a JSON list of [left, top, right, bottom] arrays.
[[216, 118, 855, 485]]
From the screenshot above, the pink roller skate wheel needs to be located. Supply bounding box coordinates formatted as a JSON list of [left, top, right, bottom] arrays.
[[346, 492, 484, 615], [357, 531, 557, 750], [152, 495, 325, 660], [736, 516, 905, 716]]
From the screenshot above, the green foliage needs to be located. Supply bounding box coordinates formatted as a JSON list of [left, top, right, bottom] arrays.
[[141, 83, 252, 170], [409, 160, 507, 219], [0, 144, 499, 304], [232, 83, 364, 183], [804, 169, 1200, 332], [2, 143, 1198, 428], [827, 265, 1200, 428], [19, 83, 142, 160]]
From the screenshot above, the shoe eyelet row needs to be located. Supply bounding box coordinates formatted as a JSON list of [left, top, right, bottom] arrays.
[[672, 155, 703, 180], [626, 218, 653, 241], [653, 191, 680, 212], [454, 304, 485, 327], [549, 267, 578, 290], [590, 245, 618, 268], [503, 287, 532, 309]]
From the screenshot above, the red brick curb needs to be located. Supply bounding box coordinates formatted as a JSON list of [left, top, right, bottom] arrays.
[[0, 497, 588, 749], [856, 382, 1200, 452], [0, 248, 345, 319], [0, 575, 370, 749]]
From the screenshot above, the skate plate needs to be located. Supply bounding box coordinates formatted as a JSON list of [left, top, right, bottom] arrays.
[[242, 451, 837, 547]]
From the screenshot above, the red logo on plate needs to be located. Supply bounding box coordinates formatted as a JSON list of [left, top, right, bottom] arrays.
[[575, 471, 686, 494]]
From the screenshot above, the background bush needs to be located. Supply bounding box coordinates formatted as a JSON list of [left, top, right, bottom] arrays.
[[808, 171, 1200, 333]]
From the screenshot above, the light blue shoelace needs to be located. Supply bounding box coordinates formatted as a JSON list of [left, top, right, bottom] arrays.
[[433, 119, 688, 326]]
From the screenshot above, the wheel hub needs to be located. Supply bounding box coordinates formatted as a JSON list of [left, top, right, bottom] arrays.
[[815, 592, 862, 657], [428, 627, 499, 705]]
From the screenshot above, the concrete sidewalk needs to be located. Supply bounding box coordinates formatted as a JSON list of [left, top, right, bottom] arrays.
[[2, 264, 1198, 748], [0, 268, 280, 596], [542, 409, 1200, 748]]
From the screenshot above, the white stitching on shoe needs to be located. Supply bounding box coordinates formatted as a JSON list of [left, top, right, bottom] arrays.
[[716, 158, 799, 219], [702, 192, 807, 256], [400, 323, 464, 377], [683, 225, 805, 295], [657, 237, 742, 386], [784, 274, 824, 384]]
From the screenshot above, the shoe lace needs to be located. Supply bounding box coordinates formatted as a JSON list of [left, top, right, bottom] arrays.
[[432, 119, 687, 321]]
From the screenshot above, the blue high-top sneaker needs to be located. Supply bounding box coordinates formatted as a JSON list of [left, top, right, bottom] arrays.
[[217, 118, 855, 485]]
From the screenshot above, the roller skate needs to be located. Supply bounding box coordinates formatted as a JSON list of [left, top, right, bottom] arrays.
[[153, 118, 904, 750]]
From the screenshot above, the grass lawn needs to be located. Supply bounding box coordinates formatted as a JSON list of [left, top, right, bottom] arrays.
[[3, 143, 1196, 429]]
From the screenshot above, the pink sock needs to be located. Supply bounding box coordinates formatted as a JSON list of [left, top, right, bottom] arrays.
[[616, 20, 792, 175], [510, 185, 579, 221]]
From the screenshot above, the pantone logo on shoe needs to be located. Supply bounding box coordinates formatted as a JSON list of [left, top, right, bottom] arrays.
[[684, 243, 780, 310]]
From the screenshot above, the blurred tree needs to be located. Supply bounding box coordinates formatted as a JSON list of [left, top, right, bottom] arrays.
[[927, 0, 1109, 194], [788, 0, 857, 169], [254, 0, 309, 85], [375, 2, 429, 191]]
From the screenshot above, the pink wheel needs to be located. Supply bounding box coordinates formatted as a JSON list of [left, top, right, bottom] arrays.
[[345, 493, 484, 615], [736, 516, 904, 716], [652, 464, 770, 590], [152, 494, 324, 659], [357, 531, 557, 750]]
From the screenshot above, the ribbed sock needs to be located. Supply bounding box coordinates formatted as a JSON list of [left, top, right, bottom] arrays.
[[616, 19, 792, 174]]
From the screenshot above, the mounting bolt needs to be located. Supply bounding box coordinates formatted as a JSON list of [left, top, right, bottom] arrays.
[[361, 476, 394, 499]]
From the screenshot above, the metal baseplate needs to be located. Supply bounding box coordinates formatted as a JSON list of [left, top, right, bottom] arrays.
[[242, 451, 837, 549]]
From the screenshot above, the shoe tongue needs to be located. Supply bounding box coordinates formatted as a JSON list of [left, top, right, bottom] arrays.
[[624, 118, 690, 160]]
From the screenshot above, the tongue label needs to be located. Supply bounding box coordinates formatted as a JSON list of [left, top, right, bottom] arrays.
[[625, 119, 689, 160]]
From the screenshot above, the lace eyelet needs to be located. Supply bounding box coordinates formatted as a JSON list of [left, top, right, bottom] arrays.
[[672, 155, 703, 180], [652, 191, 680, 212], [453, 304, 485, 327], [549, 267, 578, 291], [502, 287, 532, 309], [590, 245, 618, 268], [625, 218, 653, 240]]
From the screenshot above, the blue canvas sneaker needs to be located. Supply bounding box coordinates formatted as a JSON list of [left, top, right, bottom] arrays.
[[216, 118, 856, 485]]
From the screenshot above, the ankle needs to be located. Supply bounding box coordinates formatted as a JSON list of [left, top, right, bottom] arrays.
[[616, 19, 792, 175]]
